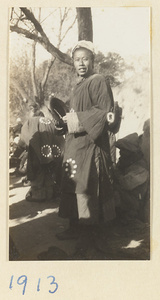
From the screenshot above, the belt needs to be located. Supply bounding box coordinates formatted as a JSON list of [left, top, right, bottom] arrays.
[[74, 131, 87, 138]]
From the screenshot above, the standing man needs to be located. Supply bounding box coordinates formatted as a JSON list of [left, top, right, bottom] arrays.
[[57, 40, 116, 240]]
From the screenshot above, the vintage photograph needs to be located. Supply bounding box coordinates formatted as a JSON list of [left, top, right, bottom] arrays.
[[9, 7, 150, 261]]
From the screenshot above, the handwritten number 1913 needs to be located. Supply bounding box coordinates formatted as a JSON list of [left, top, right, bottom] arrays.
[[9, 275, 58, 295]]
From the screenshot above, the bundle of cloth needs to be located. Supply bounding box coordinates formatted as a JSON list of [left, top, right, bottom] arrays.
[[15, 97, 68, 202], [113, 132, 150, 223]]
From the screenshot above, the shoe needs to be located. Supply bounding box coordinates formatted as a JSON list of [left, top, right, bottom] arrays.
[[22, 177, 31, 186], [23, 180, 31, 186], [56, 228, 79, 240], [25, 190, 45, 202]]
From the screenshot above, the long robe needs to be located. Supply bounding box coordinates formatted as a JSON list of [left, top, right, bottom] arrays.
[[59, 74, 116, 222]]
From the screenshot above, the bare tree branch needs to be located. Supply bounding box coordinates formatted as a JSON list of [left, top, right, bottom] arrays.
[[10, 8, 14, 21], [57, 8, 77, 48], [59, 7, 68, 26], [10, 7, 76, 109], [31, 41, 38, 98], [10, 25, 72, 65], [40, 8, 76, 98], [20, 7, 48, 38], [30, 8, 41, 100], [61, 8, 68, 25], [40, 9, 57, 25], [61, 15, 77, 43], [10, 25, 40, 41]]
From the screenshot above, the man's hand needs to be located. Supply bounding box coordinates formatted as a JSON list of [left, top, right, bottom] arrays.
[[62, 115, 67, 123]]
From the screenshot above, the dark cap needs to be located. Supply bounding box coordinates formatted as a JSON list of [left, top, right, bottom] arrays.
[[115, 133, 140, 153], [49, 96, 69, 121]]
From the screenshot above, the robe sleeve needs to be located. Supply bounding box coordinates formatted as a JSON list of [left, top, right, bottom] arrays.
[[65, 112, 84, 133], [89, 74, 113, 111], [77, 75, 113, 141]]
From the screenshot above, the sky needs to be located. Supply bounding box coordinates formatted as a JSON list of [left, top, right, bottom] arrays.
[[9, 7, 150, 64], [92, 7, 150, 58]]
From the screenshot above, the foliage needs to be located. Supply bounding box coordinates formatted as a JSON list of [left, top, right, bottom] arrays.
[[9, 85, 27, 125], [9, 46, 139, 125], [94, 51, 134, 87], [36, 58, 75, 102], [113, 70, 150, 137], [9, 52, 35, 124]]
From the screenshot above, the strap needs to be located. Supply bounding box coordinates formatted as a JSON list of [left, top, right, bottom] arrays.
[[105, 77, 114, 110]]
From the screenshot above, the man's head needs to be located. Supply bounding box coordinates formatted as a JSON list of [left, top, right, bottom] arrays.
[[72, 40, 95, 78]]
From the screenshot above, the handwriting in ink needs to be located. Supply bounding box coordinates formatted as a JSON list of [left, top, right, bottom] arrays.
[[9, 275, 58, 295], [47, 276, 58, 294]]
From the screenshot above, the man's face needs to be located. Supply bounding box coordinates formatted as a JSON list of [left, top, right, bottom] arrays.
[[73, 48, 94, 78]]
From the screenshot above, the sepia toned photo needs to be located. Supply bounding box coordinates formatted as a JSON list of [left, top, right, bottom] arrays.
[[9, 7, 150, 262]]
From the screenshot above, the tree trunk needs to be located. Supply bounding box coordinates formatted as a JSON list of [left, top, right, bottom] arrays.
[[31, 41, 38, 101], [31, 8, 41, 105], [76, 8, 93, 42]]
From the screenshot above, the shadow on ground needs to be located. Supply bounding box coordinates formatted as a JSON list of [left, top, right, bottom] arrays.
[[9, 173, 150, 261]]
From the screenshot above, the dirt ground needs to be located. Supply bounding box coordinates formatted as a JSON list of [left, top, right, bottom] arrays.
[[9, 171, 150, 261]]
